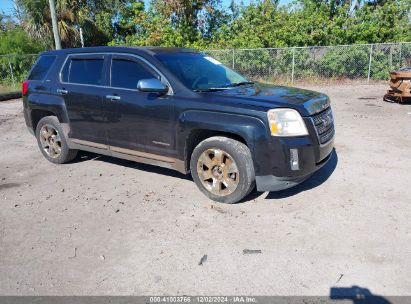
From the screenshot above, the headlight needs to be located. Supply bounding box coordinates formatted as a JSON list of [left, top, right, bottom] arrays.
[[267, 108, 308, 136]]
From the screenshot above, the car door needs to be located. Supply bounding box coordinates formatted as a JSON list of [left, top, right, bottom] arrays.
[[102, 54, 176, 156], [57, 54, 109, 145]]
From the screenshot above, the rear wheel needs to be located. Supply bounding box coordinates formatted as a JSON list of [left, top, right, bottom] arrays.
[[190, 136, 255, 204], [35, 116, 78, 164]]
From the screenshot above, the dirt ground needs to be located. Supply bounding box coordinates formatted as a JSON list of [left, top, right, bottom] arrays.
[[0, 85, 410, 296]]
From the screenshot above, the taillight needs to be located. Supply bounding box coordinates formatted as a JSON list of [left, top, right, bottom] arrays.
[[22, 80, 29, 95]]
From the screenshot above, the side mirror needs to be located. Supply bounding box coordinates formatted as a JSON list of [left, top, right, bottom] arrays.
[[137, 78, 168, 94]]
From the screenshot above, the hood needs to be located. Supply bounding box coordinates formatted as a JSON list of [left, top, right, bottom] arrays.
[[211, 83, 330, 116]]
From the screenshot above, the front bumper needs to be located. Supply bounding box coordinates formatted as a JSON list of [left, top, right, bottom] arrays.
[[256, 174, 312, 192], [255, 149, 332, 192], [252, 103, 335, 192], [253, 105, 335, 192]]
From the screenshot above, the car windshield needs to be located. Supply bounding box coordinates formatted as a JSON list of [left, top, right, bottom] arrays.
[[154, 52, 250, 91]]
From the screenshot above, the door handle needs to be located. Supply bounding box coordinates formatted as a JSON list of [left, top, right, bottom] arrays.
[[57, 89, 68, 95], [105, 95, 121, 101]]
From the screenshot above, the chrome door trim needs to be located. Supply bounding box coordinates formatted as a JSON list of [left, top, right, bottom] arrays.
[[58, 53, 107, 87], [110, 146, 175, 163], [71, 139, 109, 150], [69, 139, 187, 174], [58, 52, 174, 95]]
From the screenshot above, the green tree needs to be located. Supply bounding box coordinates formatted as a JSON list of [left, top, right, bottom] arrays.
[[0, 27, 45, 55], [0, 27, 45, 90], [213, 0, 281, 49], [208, 0, 410, 49], [111, 0, 228, 48], [15, 0, 129, 48], [16, 0, 76, 48], [6, 0, 411, 51]]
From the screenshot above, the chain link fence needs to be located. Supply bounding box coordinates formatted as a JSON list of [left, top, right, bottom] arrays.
[[0, 54, 38, 95], [208, 42, 411, 85], [0, 42, 410, 95], [0, 54, 39, 95]]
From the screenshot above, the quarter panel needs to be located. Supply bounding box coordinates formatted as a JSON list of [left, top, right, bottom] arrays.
[[27, 93, 69, 125]]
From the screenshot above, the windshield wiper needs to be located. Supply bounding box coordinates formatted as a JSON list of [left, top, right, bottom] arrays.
[[193, 82, 254, 92], [224, 81, 255, 88], [193, 87, 231, 92]]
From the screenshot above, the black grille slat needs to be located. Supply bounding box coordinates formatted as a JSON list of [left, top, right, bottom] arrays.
[[316, 123, 331, 135], [319, 126, 335, 144], [311, 108, 335, 144]]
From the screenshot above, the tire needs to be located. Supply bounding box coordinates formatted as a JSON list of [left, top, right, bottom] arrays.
[[190, 136, 255, 204], [35, 116, 78, 164]]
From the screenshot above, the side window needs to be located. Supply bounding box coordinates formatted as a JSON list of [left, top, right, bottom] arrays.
[[28, 55, 57, 80], [111, 58, 158, 89], [62, 58, 104, 85]]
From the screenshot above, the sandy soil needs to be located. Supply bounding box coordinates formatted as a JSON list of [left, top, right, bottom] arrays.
[[0, 85, 410, 296]]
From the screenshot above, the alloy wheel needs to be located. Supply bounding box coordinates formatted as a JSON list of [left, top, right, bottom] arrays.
[[197, 148, 239, 196], [39, 124, 62, 158]]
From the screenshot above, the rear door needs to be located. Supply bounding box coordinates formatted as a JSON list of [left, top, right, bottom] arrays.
[[101, 54, 175, 156], [57, 54, 109, 145]]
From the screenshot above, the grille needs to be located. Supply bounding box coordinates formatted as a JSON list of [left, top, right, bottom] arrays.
[[311, 107, 335, 144]]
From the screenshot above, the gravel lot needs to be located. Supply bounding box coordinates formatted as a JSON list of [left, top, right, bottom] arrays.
[[0, 84, 410, 296]]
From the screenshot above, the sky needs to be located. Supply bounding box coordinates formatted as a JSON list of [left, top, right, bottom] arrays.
[[0, 0, 291, 16], [0, 0, 15, 15]]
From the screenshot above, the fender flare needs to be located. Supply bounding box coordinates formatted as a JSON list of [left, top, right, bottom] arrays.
[[27, 93, 70, 136], [177, 110, 270, 173]]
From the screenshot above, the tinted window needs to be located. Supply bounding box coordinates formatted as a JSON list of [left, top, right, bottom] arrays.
[[67, 58, 104, 85], [111, 59, 157, 89], [28, 55, 57, 80], [155, 53, 247, 90]]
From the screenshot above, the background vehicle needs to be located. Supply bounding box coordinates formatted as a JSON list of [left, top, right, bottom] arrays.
[[22, 46, 334, 204]]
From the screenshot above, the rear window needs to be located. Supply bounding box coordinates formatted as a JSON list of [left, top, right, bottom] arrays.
[[28, 55, 57, 81], [62, 58, 104, 85]]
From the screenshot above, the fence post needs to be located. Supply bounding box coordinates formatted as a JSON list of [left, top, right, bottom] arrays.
[[367, 45, 373, 83], [8, 56, 16, 89], [232, 49, 235, 69], [399, 43, 402, 67], [291, 47, 296, 85], [80, 27, 85, 48]]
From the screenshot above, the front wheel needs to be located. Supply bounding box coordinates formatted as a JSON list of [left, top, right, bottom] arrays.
[[190, 136, 255, 204]]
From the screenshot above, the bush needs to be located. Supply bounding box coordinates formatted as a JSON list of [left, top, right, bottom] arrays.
[[317, 46, 370, 79], [0, 28, 43, 92]]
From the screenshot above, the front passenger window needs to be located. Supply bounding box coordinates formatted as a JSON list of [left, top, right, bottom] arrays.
[[111, 59, 158, 90]]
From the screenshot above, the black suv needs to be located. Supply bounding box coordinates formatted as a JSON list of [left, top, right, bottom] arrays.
[[23, 46, 334, 204]]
